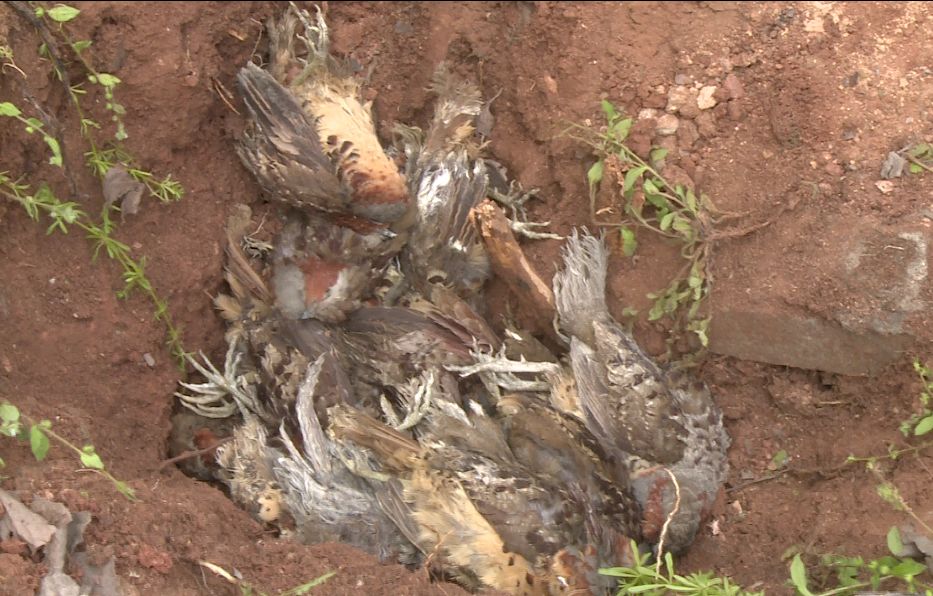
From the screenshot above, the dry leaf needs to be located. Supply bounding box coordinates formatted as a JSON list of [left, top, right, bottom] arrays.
[[103, 165, 145, 217], [0, 489, 56, 551]]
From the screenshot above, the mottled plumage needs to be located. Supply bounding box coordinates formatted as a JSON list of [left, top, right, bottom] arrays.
[[394, 66, 491, 301], [236, 6, 412, 233], [553, 231, 730, 553]]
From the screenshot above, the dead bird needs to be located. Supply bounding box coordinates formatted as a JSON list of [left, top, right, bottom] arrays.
[[552, 230, 730, 554], [329, 395, 638, 596], [393, 65, 491, 303], [236, 4, 413, 238]]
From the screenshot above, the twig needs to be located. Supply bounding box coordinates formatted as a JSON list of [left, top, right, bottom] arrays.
[[158, 436, 233, 471], [211, 77, 241, 115], [906, 155, 933, 174], [655, 468, 681, 575]]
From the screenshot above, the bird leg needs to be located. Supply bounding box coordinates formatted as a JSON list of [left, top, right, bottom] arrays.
[[446, 347, 560, 399], [174, 343, 260, 419], [489, 181, 563, 241], [289, 2, 330, 87], [381, 369, 436, 432]]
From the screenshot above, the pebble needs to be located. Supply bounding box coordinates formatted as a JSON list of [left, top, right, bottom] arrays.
[[666, 85, 697, 114], [637, 108, 659, 121], [723, 73, 745, 99], [874, 180, 895, 194], [143, 353, 156, 368], [677, 119, 700, 148], [695, 112, 717, 137], [880, 151, 906, 179], [697, 85, 718, 110], [656, 114, 680, 136], [824, 163, 844, 177]]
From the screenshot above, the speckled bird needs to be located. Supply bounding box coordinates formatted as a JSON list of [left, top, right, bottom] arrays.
[[236, 5, 411, 233], [552, 230, 730, 554]]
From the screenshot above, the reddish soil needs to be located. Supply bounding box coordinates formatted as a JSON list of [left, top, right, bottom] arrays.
[[1, 2, 931, 594]]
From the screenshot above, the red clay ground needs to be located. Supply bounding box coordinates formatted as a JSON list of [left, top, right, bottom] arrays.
[[1, 2, 931, 594]]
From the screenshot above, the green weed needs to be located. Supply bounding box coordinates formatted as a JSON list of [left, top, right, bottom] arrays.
[[0, 401, 136, 500], [0, 4, 189, 366], [564, 100, 715, 348]]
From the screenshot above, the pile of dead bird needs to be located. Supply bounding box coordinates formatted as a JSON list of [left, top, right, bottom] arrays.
[[172, 6, 729, 596]]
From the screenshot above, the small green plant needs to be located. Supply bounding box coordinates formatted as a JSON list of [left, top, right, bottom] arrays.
[[599, 540, 762, 596], [0, 401, 136, 500], [901, 359, 933, 437], [842, 358, 933, 536], [906, 142, 933, 175], [788, 527, 932, 595], [564, 100, 716, 348], [1, 5, 189, 366]]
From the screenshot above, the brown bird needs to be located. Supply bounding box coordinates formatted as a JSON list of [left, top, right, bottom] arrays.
[[552, 230, 730, 554], [236, 5, 412, 235], [393, 65, 491, 302], [329, 398, 615, 595], [270, 211, 397, 323]]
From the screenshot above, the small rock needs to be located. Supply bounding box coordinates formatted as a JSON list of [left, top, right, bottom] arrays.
[[660, 164, 694, 191], [727, 102, 744, 121], [627, 120, 655, 160], [679, 101, 701, 120], [656, 114, 680, 136], [874, 180, 895, 194], [137, 544, 172, 574], [804, 17, 825, 33], [394, 20, 414, 34], [697, 85, 718, 110], [723, 73, 745, 99], [696, 112, 717, 137], [842, 71, 860, 88], [666, 85, 697, 114], [656, 135, 678, 157], [543, 75, 558, 95], [143, 353, 156, 368], [824, 163, 844, 177], [880, 151, 907, 179], [637, 108, 659, 121], [676, 119, 700, 148], [674, 73, 691, 86], [645, 89, 668, 109]]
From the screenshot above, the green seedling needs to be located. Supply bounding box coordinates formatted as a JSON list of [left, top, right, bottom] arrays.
[[565, 100, 717, 348], [599, 539, 763, 595], [1, 6, 188, 366], [1, 401, 136, 501]]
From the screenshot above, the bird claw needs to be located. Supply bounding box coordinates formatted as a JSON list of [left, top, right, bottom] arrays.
[[509, 220, 564, 241], [174, 343, 259, 419], [241, 234, 273, 259], [382, 370, 436, 432], [489, 183, 563, 241], [445, 347, 560, 399], [289, 2, 330, 86]]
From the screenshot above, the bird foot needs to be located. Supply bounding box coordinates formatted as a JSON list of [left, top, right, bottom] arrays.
[[381, 369, 436, 431], [446, 347, 560, 398], [289, 2, 330, 86], [174, 343, 258, 419], [489, 182, 563, 241]]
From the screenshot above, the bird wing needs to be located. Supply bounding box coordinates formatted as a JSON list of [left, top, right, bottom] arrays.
[[236, 62, 351, 215]]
